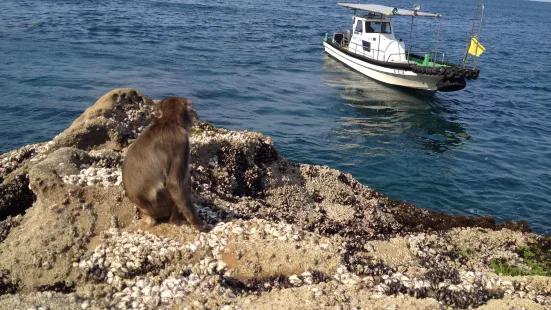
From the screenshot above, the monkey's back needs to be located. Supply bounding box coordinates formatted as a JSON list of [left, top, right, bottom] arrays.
[[122, 123, 190, 218]]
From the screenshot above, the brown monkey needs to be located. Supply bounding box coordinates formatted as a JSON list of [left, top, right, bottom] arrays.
[[122, 97, 207, 232]]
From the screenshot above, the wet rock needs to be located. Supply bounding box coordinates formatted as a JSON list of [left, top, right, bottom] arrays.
[[389, 202, 531, 233]]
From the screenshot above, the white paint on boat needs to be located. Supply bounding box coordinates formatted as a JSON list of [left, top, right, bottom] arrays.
[[323, 41, 441, 91]]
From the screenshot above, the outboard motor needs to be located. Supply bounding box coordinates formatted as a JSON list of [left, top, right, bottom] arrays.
[[333, 29, 351, 46], [341, 29, 351, 42]]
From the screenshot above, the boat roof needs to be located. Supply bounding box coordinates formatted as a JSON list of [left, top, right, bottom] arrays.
[[337, 3, 443, 18]]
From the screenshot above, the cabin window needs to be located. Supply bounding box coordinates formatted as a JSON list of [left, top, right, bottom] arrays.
[[381, 22, 392, 34], [365, 22, 376, 33], [355, 20, 363, 33], [365, 22, 392, 34]]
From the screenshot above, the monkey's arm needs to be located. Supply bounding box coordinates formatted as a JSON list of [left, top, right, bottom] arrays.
[[166, 137, 207, 232]]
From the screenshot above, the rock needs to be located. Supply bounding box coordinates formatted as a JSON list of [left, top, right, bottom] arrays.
[[0, 88, 544, 310]]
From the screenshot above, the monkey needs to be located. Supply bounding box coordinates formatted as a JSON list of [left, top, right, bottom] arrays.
[[122, 97, 208, 232]]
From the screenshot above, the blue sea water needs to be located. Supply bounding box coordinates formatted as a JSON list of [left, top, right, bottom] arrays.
[[0, 0, 550, 233]]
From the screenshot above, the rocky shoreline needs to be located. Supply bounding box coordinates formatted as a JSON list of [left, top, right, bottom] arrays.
[[0, 89, 549, 310]]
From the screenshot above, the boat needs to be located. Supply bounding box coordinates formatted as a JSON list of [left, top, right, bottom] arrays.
[[323, 3, 485, 92]]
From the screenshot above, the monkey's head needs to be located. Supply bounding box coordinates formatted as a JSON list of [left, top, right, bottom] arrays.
[[157, 97, 198, 131]]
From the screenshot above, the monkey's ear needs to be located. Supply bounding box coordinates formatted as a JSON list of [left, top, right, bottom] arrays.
[[154, 100, 163, 118], [180, 97, 197, 122]]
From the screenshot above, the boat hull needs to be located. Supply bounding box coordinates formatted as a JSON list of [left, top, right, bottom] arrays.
[[323, 41, 444, 91]]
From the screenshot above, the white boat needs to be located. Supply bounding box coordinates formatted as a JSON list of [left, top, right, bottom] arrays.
[[323, 3, 485, 92]]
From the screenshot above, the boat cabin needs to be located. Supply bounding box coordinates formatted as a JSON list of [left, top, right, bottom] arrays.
[[349, 15, 407, 62]]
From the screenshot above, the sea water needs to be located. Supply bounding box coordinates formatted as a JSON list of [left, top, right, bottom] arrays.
[[1, 0, 550, 233]]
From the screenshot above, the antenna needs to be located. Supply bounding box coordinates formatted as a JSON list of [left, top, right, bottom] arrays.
[[408, 4, 421, 62]]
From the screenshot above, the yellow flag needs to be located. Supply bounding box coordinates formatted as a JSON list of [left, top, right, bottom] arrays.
[[468, 37, 485, 57]]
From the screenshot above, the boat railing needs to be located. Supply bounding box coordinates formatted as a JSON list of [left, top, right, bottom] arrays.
[[385, 49, 446, 66], [348, 41, 388, 61], [445, 52, 478, 69], [444, 53, 463, 66], [347, 41, 446, 66]]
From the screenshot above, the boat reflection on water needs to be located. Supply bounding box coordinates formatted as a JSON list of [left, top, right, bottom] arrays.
[[322, 54, 471, 156]]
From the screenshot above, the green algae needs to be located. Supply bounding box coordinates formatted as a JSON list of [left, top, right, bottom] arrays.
[[490, 237, 551, 276]]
